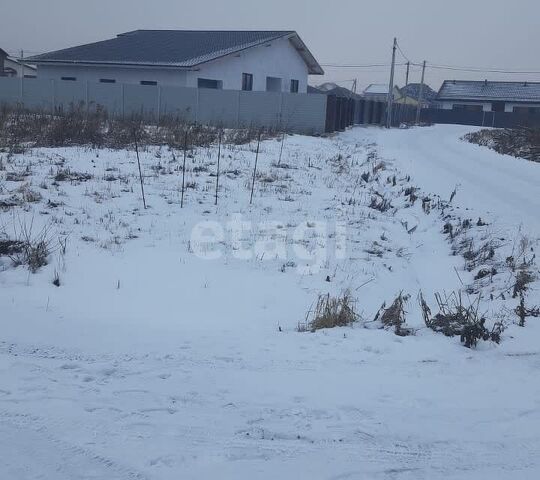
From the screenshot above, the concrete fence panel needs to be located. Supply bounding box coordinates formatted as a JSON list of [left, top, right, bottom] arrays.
[[197, 88, 239, 127], [23, 78, 54, 111], [159, 86, 198, 122], [0, 77, 327, 134], [54, 80, 86, 110], [124, 83, 159, 118], [238, 91, 281, 129], [281, 92, 327, 134], [88, 82, 123, 116], [0, 77, 21, 104]]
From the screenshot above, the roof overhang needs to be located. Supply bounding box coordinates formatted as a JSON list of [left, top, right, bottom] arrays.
[[287, 34, 324, 75], [438, 97, 540, 104]]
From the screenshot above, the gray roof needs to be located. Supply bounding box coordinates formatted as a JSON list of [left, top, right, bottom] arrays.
[[401, 83, 437, 101], [27, 30, 324, 75], [437, 80, 540, 103]]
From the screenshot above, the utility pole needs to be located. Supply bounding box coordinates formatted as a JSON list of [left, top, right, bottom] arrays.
[[20, 50, 24, 102], [386, 37, 397, 129], [415, 60, 426, 124], [405, 61, 410, 86]]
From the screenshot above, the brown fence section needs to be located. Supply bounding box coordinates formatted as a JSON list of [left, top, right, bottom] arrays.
[[325, 98, 380, 132], [419, 109, 540, 129], [324, 94, 540, 133]]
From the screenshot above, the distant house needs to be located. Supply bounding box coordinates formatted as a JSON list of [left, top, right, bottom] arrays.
[[399, 83, 438, 107], [313, 82, 362, 99], [26, 30, 324, 93], [0, 48, 6, 75], [0, 49, 37, 78], [437, 80, 540, 113], [363, 83, 402, 102]]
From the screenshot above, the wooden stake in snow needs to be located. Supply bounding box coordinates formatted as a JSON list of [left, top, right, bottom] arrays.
[[250, 131, 261, 205], [133, 129, 147, 209], [215, 130, 222, 206], [181, 130, 187, 208]]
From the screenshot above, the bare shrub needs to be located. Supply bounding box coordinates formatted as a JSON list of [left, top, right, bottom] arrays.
[[419, 291, 505, 348], [375, 292, 413, 336], [304, 291, 357, 332], [7, 219, 55, 272], [464, 127, 540, 163], [515, 292, 540, 327], [512, 269, 536, 298], [369, 193, 392, 212]]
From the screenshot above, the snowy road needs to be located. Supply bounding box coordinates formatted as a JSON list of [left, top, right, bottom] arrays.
[[350, 125, 540, 234]]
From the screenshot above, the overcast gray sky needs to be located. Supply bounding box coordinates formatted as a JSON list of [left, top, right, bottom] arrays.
[[2, 0, 539, 91]]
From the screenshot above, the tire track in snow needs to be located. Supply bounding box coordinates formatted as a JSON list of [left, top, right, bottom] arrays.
[[0, 410, 149, 480]]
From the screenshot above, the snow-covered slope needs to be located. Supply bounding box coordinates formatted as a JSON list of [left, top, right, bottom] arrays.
[[0, 125, 539, 479]]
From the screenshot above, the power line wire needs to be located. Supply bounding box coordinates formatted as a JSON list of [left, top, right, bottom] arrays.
[[412, 62, 540, 75], [320, 62, 406, 68], [395, 41, 412, 64]]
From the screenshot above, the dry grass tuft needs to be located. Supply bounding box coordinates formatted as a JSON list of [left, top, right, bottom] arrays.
[[302, 291, 357, 332]]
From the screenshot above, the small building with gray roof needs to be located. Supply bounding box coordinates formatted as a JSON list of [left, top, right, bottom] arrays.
[[437, 80, 540, 114]]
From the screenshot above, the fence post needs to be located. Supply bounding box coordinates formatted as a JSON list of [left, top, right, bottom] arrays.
[[19, 72, 24, 103], [195, 88, 200, 124], [236, 90, 241, 128], [279, 92, 285, 131], [157, 85, 161, 124], [51, 79, 55, 114], [121, 84, 125, 119]]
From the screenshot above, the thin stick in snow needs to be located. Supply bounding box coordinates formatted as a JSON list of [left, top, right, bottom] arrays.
[[181, 131, 187, 208], [215, 130, 222, 206], [250, 131, 261, 205], [278, 131, 286, 165], [133, 129, 147, 209]]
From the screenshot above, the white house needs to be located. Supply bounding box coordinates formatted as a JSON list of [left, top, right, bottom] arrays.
[[27, 30, 323, 93], [0, 48, 37, 78], [437, 80, 540, 113]]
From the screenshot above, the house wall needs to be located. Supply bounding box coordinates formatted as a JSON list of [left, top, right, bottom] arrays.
[[35, 36, 309, 93], [440, 100, 540, 112], [504, 102, 540, 113], [37, 64, 188, 86], [441, 101, 492, 111], [185, 36, 308, 93]]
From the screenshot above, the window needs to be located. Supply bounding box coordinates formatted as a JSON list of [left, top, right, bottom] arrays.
[[197, 78, 222, 89], [100, 79, 116, 83], [140, 80, 158, 86], [513, 106, 540, 115], [290, 79, 299, 93], [491, 101, 505, 113], [452, 104, 483, 112], [241, 73, 253, 91], [266, 76, 282, 92], [61, 76, 76, 81]]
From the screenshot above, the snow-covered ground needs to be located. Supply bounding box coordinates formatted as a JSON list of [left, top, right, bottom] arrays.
[[1, 124, 539, 479]]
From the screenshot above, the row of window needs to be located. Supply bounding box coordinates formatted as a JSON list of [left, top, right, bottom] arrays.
[[61, 77, 157, 86], [452, 103, 540, 115], [60, 75, 301, 92], [241, 73, 299, 93]]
